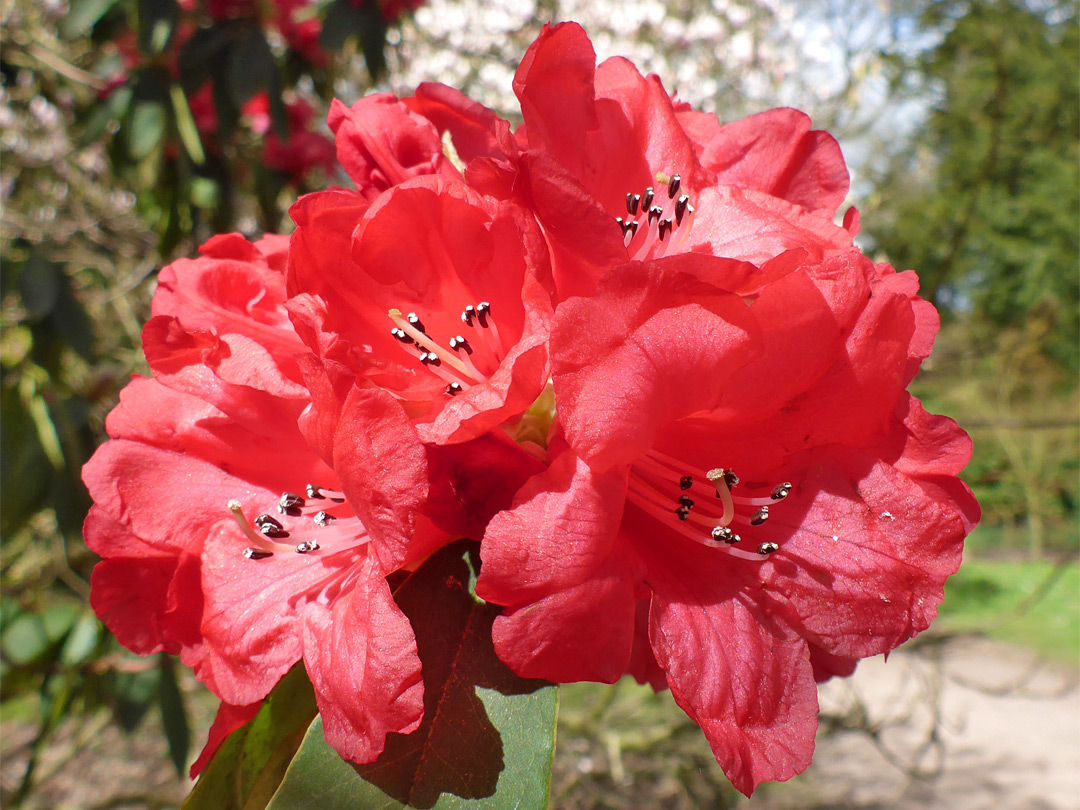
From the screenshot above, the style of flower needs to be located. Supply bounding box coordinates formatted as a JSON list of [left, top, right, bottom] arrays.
[[475, 247, 979, 795], [83, 233, 440, 768]]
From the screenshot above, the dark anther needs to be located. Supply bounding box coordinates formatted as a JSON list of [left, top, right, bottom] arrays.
[[476, 302, 491, 328], [675, 195, 690, 225], [279, 492, 304, 510], [420, 352, 442, 366], [259, 523, 287, 538], [462, 305, 476, 326], [296, 541, 320, 554], [658, 219, 672, 241], [679, 475, 693, 491], [627, 193, 641, 215], [757, 542, 779, 555], [449, 336, 473, 354], [391, 328, 412, 343], [313, 511, 334, 526], [626, 220, 639, 239], [723, 469, 740, 489], [243, 548, 274, 560], [305, 484, 323, 499], [771, 482, 792, 500], [750, 507, 770, 526], [678, 494, 694, 509], [676, 506, 691, 521], [668, 174, 681, 198], [616, 216, 625, 232], [446, 382, 463, 396], [255, 513, 283, 531], [648, 205, 663, 225], [407, 313, 425, 333], [642, 187, 655, 209], [711, 526, 740, 544]]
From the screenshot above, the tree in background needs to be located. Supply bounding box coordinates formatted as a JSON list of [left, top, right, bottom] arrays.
[[868, 0, 1079, 371]]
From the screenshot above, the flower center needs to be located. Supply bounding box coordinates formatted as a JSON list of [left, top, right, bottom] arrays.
[[626, 448, 790, 561], [227, 484, 369, 560], [615, 173, 696, 262], [387, 302, 506, 396]]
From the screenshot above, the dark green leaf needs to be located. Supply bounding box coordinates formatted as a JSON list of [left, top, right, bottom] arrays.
[[0, 388, 51, 534], [177, 24, 234, 94], [62, 0, 120, 38], [159, 655, 191, 777], [137, 0, 178, 55], [318, 0, 368, 51], [265, 542, 558, 810], [77, 83, 131, 147], [182, 663, 317, 810], [226, 27, 278, 107], [18, 254, 61, 321], [114, 665, 161, 731]]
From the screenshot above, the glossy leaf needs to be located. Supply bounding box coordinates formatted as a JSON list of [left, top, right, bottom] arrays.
[[182, 663, 317, 810], [265, 542, 558, 810]]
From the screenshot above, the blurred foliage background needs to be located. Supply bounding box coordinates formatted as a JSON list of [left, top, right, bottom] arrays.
[[1, 0, 1077, 807]]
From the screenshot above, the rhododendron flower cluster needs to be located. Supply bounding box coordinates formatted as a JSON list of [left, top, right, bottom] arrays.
[[84, 21, 978, 797]]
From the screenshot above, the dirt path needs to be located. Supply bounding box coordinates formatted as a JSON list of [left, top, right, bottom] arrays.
[[754, 637, 1080, 810]]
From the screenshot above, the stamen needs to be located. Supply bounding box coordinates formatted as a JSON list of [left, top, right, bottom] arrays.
[[750, 506, 769, 526], [407, 312, 425, 334], [243, 548, 274, 560], [772, 483, 792, 500], [675, 195, 690, 225], [461, 305, 476, 326], [679, 476, 693, 491], [678, 495, 694, 508], [642, 187, 655, 210], [388, 309, 475, 381], [711, 526, 740, 544], [296, 540, 320, 553], [446, 382, 463, 396], [627, 193, 640, 215], [676, 505, 691, 521], [391, 328, 413, 344], [314, 511, 334, 526], [758, 542, 779, 555], [667, 173, 681, 198]]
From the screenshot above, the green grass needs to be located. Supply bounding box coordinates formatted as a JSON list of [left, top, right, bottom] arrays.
[[937, 554, 1080, 663]]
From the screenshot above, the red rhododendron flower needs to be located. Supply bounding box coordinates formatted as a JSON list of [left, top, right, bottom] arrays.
[[83, 233, 452, 769], [288, 163, 554, 445], [476, 248, 979, 794]]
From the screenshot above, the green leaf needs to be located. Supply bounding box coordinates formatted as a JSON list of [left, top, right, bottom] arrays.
[[137, 0, 178, 55], [182, 663, 317, 810], [1, 613, 51, 665], [159, 656, 191, 777], [170, 83, 205, 165], [265, 542, 558, 810], [62, 0, 120, 38], [59, 614, 102, 666], [126, 98, 167, 160]]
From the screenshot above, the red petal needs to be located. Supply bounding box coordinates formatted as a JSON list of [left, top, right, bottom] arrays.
[[299, 555, 423, 763], [690, 185, 852, 264], [552, 262, 758, 470], [327, 95, 455, 194], [513, 22, 597, 177], [332, 385, 428, 571], [406, 83, 512, 164], [759, 446, 970, 659], [697, 108, 849, 217], [478, 449, 637, 682], [647, 577, 818, 796]]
